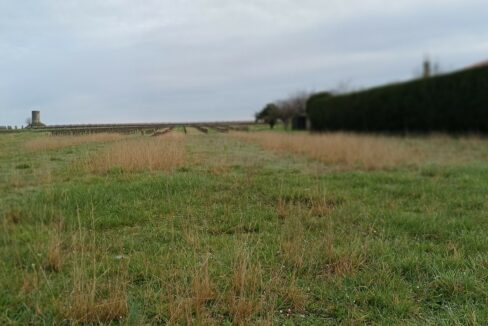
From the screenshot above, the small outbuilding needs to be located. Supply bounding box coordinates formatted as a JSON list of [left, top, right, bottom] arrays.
[[291, 114, 310, 131]]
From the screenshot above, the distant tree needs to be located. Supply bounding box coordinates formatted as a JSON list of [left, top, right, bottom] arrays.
[[256, 103, 280, 129], [25, 117, 32, 127]]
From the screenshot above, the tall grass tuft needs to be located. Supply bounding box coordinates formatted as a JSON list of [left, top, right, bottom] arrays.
[[44, 233, 62, 273], [191, 255, 216, 317], [227, 249, 263, 325], [84, 134, 186, 173], [64, 216, 128, 323], [67, 280, 128, 324]]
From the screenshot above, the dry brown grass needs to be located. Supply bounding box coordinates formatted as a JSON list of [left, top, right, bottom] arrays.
[[233, 131, 488, 169], [280, 216, 306, 271], [21, 272, 40, 295], [25, 133, 124, 152], [165, 255, 217, 325], [282, 276, 307, 313], [276, 199, 289, 220], [64, 221, 129, 324], [84, 133, 185, 173], [226, 249, 263, 325], [165, 248, 267, 325], [44, 235, 62, 273], [277, 201, 365, 280], [66, 281, 128, 324], [322, 251, 366, 278], [5, 209, 22, 224], [192, 255, 216, 314], [232, 132, 422, 169], [405, 133, 488, 164]]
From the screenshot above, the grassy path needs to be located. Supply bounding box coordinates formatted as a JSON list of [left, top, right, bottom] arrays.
[[2, 132, 488, 324]]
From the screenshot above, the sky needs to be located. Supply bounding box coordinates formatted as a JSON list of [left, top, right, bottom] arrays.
[[1, 0, 488, 126]]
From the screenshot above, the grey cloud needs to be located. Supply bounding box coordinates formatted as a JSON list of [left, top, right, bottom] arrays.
[[1, 0, 488, 125]]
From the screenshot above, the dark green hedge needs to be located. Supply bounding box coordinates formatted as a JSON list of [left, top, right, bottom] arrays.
[[307, 66, 488, 133]]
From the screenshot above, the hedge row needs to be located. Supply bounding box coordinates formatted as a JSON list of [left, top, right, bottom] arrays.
[[307, 66, 488, 133]]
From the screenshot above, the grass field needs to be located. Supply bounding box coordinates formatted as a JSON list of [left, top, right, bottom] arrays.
[[2, 128, 488, 324]]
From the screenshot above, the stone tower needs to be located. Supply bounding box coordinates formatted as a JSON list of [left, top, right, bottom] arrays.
[[31, 110, 42, 127], [423, 59, 431, 79]]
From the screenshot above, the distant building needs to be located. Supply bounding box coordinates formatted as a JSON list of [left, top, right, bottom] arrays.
[[423, 59, 431, 78], [29, 110, 46, 128], [291, 114, 310, 131]]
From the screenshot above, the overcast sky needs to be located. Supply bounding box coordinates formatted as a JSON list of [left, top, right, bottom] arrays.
[[2, 0, 488, 125]]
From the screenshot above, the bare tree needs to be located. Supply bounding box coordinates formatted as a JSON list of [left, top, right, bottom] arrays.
[[276, 91, 310, 129], [332, 79, 357, 95], [25, 117, 32, 126]]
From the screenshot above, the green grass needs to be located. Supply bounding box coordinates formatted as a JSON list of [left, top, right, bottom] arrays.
[[2, 131, 488, 324]]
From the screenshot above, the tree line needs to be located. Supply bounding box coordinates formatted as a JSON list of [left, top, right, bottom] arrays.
[[255, 92, 310, 129]]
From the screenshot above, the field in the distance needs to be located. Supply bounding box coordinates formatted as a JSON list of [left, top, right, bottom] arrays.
[[2, 127, 488, 324]]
